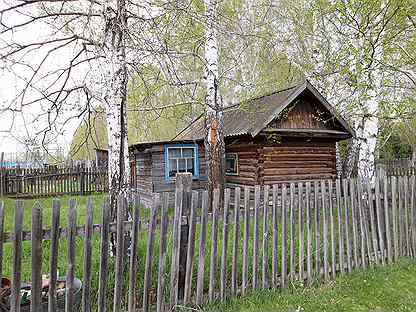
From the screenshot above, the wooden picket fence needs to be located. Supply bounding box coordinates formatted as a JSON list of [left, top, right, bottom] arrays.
[[0, 165, 108, 198], [1, 174, 416, 312]]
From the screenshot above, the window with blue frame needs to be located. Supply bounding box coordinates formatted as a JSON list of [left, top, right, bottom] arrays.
[[165, 144, 199, 181]]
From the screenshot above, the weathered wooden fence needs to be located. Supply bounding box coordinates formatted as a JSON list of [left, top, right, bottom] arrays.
[[0, 165, 108, 198], [1, 174, 416, 312], [377, 159, 416, 177]]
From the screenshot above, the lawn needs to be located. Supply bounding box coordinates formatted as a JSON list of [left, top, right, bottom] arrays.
[[204, 258, 416, 312]]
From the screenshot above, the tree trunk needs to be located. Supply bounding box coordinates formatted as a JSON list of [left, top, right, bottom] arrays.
[[203, 0, 224, 207]]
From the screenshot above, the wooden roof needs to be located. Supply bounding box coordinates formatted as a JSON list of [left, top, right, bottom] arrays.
[[174, 80, 354, 141]]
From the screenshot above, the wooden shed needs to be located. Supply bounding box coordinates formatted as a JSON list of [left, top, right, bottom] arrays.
[[129, 80, 353, 205]]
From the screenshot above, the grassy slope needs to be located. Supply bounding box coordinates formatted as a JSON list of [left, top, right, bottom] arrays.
[[205, 258, 416, 312]]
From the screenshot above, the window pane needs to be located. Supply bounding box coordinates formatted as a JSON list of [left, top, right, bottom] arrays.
[[225, 154, 237, 174], [182, 148, 194, 158], [178, 158, 186, 172], [169, 148, 181, 158], [187, 158, 195, 174], [169, 159, 177, 177]]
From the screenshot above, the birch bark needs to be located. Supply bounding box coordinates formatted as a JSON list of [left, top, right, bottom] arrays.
[[203, 0, 224, 203], [102, 1, 130, 199]]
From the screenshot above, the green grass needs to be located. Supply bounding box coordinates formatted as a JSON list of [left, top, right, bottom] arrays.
[[204, 258, 416, 312]]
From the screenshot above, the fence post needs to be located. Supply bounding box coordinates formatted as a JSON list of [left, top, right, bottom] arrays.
[[176, 173, 192, 303], [0, 152, 3, 197]]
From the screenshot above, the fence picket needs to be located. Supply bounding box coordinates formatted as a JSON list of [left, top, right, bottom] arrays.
[[128, 195, 141, 312], [328, 180, 336, 279], [0, 202, 4, 284], [82, 198, 94, 312], [289, 183, 295, 281], [404, 176, 410, 256], [262, 185, 270, 289], [113, 196, 126, 312], [253, 185, 260, 290], [272, 185, 279, 288], [31, 202, 42, 312], [298, 182, 305, 281], [242, 186, 250, 295], [392, 176, 399, 260], [170, 184, 183, 304], [196, 191, 209, 305], [231, 187, 241, 295], [220, 189, 231, 300], [185, 191, 199, 303], [208, 189, 220, 300], [314, 180, 320, 277], [375, 178, 386, 265], [384, 177, 392, 263], [321, 180, 329, 281], [66, 199, 77, 312], [143, 196, 159, 312], [157, 193, 169, 312], [367, 181, 379, 265], [10, 201, 23, 312], [98, 198, 110, 312], [306, 181, 313, 283], [343, 179, 352, 273], [336, 180, 345, 274], [281, 184, 288, 288], [350, 179, 359, 268]]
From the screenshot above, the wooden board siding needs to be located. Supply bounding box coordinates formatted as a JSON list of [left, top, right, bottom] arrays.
[[225, 137, 336, 186], [268, 94, 343, 131], [132, 149, 153, 206], [259, 140, 336, 184]]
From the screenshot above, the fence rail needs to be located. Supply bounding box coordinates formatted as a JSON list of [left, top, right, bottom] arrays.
[[1, 174, 416, 312], [0, 166, 108, 198]]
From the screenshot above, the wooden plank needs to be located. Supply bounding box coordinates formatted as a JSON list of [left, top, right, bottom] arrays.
[[82, 198, 94, 312], [97, 197, 110, 312], [314, 180, 321, 277], [262, 185, 270, 289], [398, 177, 403, 257], [242, 186, 250, 295], [305, 181, 313, 283], [404, 176, 410, 256], [128, 195, 141, 312], [392, 176, 399, 260], [328, 180, 336, 278], [271, 185, 279, 288], [31, 202, 43, 312], [321, 180, 329, 281], [343, 179, 352, 273], [375, 177, 386, 265], [367, 181, 379, 265], [196, 191, 209, 306], [157, 193, 169, 312], [336, 180, 345, 275], [281, 183, 288, 288], [231, 187, 241, 295], [350, 179, 359, 268], [411, 176, 416, 258], [220, 189, 231, 300], [209, 189, 220, 301], [298, 182, 305, 281], [66, 199, 77, 312], [289, 182, 296, 281], [0, 201, 4, 285], [113, 196, 126, 312], [384, 177, 392, 263], [184, 191, 199, 303], [356, 180, 367, 269], [170, 184, 183, 305], [253, 185, 260, 290], [143, 196, 159, 312]]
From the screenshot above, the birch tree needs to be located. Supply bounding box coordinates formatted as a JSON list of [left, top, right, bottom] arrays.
[[203, 0, 224, 199]]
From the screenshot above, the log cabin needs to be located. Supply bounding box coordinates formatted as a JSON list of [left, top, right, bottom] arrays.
[[128, 80, 354, 206]]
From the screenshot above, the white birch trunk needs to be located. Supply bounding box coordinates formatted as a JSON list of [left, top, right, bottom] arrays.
[[102, 1, 130, 196], [204, 0, 224, 198]]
